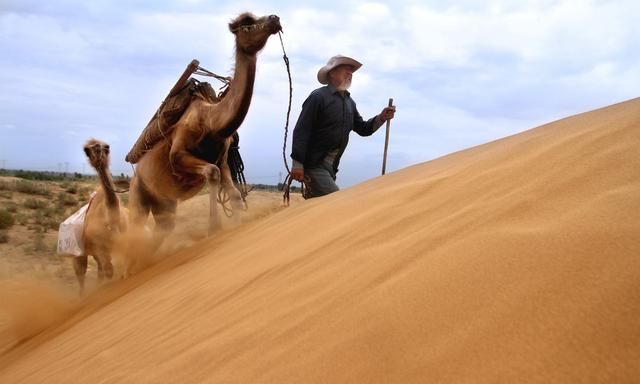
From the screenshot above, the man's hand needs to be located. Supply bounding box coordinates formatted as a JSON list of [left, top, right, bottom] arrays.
[[291, 167, 305, 182], [379, 105, 396, 122]]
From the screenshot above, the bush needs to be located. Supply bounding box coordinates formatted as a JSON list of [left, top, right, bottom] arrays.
[[0, 209, 14, 229], [32, 232, 47, 252], [24, 198, 48, 210], [15, 213, 28, 225], [0, 191, 12, 199], [0, 230, 8, 243], [3, 202, 18, 213], [14, 169, 65, 181], [0, 180, 12, 191], [66, 184, 78, 194], [56, 191, 76, 207], [15, 180, 51, 196]]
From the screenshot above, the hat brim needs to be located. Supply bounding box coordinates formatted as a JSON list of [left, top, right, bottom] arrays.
[[317, 56, 362, 85]]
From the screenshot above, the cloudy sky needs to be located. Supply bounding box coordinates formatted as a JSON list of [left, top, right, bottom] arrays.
[[1, 0, 638, 188]]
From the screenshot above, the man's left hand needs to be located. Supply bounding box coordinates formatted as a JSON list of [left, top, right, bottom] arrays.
[[379, 105, 396, 122]]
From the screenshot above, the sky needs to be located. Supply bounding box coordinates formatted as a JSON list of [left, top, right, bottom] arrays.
[[1, 0, 638, 188]]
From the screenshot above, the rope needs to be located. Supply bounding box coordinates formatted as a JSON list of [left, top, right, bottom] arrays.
[[194, 66, 232, 85], [215, 134, 251, 217], [227, 141, 253, 201], [278, 32, 311, 206]]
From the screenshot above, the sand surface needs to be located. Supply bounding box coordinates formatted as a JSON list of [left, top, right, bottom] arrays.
[[1, 98, 639, 383]]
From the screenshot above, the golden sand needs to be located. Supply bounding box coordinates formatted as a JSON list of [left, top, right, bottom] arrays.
[[1, 98, 639, 383]]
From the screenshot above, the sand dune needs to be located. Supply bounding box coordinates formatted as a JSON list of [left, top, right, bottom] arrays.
[[1, 97, 639, 383]]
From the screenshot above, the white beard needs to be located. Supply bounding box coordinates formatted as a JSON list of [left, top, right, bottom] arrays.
[[336, 78, 352, 91]]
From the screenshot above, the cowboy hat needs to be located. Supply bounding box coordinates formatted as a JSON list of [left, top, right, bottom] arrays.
[[317, 55, 362, 85]]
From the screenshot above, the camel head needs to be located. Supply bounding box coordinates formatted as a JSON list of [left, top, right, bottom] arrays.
[[83, 138, 111, 170], [229, 12, 282, 54]]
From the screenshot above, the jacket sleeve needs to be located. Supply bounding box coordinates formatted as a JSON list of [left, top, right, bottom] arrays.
[[352, 100, 384, 137], [291, 91, 321, 164]]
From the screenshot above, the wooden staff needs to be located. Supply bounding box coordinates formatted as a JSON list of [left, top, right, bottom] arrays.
[[381, 98, 393, 175]]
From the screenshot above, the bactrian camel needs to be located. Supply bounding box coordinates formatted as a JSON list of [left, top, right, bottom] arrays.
[[76, 139, 128, 294], [128, 13, 281, 245]]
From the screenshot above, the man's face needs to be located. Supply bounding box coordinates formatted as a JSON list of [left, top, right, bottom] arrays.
[[329, 65, 354, 90]]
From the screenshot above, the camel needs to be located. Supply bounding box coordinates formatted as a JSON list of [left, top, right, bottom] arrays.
[[128, 13, 281, 245], [75, 139, 128, 294]]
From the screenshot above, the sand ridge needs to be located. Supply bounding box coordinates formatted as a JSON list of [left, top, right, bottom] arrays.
[[0, 97, 639, 383]]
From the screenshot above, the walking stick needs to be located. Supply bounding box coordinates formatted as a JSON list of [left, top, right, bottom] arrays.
[[381, 98, 393, 175]]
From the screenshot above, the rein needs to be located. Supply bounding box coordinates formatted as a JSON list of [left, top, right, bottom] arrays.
[[279, 32, 311, 205]]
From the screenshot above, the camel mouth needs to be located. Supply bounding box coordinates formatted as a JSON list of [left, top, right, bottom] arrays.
[[263, 15, 282, 34]]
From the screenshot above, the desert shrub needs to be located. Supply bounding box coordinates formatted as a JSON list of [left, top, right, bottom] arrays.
[[44, 218, 59, 232], [0, 230, 8, 243], [14, 169, 65, 181], [56, 191, 76, 207], [30, 208, 58, 232], [0, 209, 15, 229], [3, 202, 18, 213], [78, 187, 92, 197], [42, 207, 57, 218], [66, 184, 78, 194], [24, 198, 48, 210], [15, 213, 28, 225], [0, 190, 12, 199], [15, 180, 51, 196], [32, 232, 47, 252]]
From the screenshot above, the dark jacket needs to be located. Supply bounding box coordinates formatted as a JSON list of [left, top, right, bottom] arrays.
[[291, 85, 379, 173]]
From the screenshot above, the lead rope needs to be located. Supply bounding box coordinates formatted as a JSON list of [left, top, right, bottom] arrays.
[[279, 32, 311, 206]]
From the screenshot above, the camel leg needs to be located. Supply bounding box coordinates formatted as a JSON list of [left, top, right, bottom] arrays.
[[150, 199, 177, 246], [95, 256, 105, 282], [206, 164, 222, 234], [73, 255, 88, 295], [170, 130, 223, 234], [126, 175, 157, 273], [128, 176, 152, 228]]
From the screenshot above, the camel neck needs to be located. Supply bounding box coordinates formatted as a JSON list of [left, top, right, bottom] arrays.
[[216, 50, 257, 137], [96, 166, 119, 210]]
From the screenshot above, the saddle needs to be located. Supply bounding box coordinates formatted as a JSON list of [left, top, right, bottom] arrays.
[[125, 60, 226, 164]]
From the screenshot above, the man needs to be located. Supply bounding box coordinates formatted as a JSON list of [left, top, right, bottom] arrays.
[[290, 55, 396, 198]]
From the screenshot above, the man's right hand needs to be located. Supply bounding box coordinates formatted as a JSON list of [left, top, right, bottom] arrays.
[[291, 168, 305, 181]]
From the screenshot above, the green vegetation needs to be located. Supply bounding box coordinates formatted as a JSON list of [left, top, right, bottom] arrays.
[[3, 202, 18, 213], [31, 232, 48, 253], [0, 209, 15, 229], [24, 197, 48, 210], [57, 191, 77, 207]]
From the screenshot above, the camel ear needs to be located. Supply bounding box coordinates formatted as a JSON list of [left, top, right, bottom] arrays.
[[84, 147, 91, 157]]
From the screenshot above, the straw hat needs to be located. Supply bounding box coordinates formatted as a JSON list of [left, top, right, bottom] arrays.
[[317, 55, 362, 85]]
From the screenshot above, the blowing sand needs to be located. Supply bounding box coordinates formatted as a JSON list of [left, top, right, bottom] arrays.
[[1, 97, 639, 383]]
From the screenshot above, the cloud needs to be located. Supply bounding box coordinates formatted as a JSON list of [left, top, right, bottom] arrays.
[[1, 0, 638, 186]]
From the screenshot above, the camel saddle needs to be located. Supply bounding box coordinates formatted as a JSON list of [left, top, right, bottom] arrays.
[[126, 59, 224, 164]]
